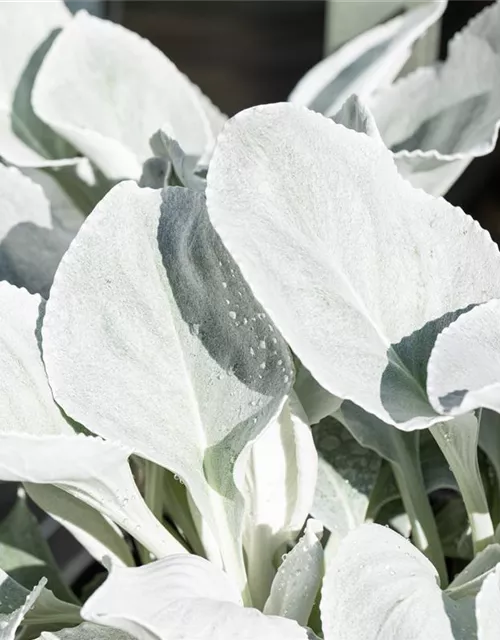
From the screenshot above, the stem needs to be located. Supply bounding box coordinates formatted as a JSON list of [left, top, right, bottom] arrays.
[[431, 420, 494, 554], [163, 471, 206, 558], [391, 434, 448, 586], [207, 483, 252, 606], [144, 460, 165, 523]]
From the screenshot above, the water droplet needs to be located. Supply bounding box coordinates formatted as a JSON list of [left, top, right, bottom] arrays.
[[250, 347, 255, 356], [191, 323, 200, 336], [271, 337, 277, 344], [281, 553, 288, 562], [243, 317, 248, 325], [277, 359, 283, 365], [260, 362, 266, 370], [225, 299, 231, 305], [259, 340, 266, 349], [229, 311, 237, 320], [222, 281, 227, 288], [252, 417, 257, 424], [217, 372, 224, 380], [284, 375, 289, 383]]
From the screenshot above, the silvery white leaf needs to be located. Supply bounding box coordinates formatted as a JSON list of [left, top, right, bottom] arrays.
[[241, 395, 317, 608], [82, 555, 308, 640], [0, 1, 79, 168], [427, 300, 500, 415], [35, 623, 134, 640], [0, 1, 69, 108], [447, 544, 500, 599], [0, 282, 182, 558], [321, 524, 474, 640], [311, 417, 380, 543], [370, 2, 500, 196], [332, 94, 381, 141], [206, 103, 500, 430], [476, 564, 500, 640], [42, 183, 293, 594], [33, 12, 213, 180], [0, 165, 82, 297], [294, 361, 342, 425], [288, 1, 447, 117], [24, 483, 134, 569], [263, 519, 323, 626]]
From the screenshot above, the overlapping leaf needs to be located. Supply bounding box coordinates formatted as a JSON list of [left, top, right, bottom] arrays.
[[321, 524, 474, 640], [0, 0, 77, 168], [370, 1, 500, 195], [0, 166, 83, 297], [0, 282, 180, 560], [288, 1, 446, 117], [81, 555, 308, 640], [33, 12, 216, 180], [427, 300, 500, 415]]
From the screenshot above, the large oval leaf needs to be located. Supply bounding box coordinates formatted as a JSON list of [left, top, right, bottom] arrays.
[[206, 103, 500, 430], [42, 183, 293, 593], [321, 524, 475, 640]]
